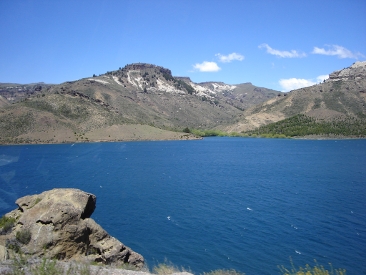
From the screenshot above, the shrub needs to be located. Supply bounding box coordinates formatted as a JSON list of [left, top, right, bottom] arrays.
[[0, 215, 16, 234], [183, 127, 190, 133], [6, 238, 21, 253], [16, 229, 32, 245]]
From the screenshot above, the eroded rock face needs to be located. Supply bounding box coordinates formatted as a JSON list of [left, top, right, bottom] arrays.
[[327, 61, 366, 82], [2, 188, 144, 268]]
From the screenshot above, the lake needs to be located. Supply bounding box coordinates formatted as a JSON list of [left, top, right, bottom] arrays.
[[0, 137, 365, 274]]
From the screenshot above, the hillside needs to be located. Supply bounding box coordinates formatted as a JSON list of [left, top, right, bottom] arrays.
[[1, 61, 365, 143], [0, 83, 54, 104], [0, 63, 280, 144], [225, 61, 366, 136]]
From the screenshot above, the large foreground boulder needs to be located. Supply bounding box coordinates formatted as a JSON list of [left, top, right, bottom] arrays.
[[0, 188, 144, 268]]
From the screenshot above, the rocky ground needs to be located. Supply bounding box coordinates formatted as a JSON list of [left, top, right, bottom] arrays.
[[0, 258, 194, 275]]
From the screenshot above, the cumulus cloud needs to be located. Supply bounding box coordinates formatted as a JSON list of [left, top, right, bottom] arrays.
[[278, 74, 329, 92], [312, 45, 364, 59], [279, 74, 330, 92], [215, 52, 244, 63], [316, 74, 329, 82], [279, 78, 315, 92], [259, 43, 306, 58], [193, 61, 221, 72]]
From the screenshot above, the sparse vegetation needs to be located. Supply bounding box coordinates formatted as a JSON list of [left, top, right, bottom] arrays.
[[0, 112, 34, 138], [152, 261, 189, 275], [5, 254, 97, 275], [29, 198, 42, 209], [153, 263, 179, 275], [278, 259, 346, 275], [1, 253, 347, 275], [6, 238, 21, 253], [245, 114, 366, 137], [0, 215, 16, 234]]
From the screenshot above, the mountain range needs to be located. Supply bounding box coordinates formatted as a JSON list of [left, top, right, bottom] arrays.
[[0, 61, 365, 144]]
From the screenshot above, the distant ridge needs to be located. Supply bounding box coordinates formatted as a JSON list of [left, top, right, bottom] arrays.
[[0, 61, 365, 143], [0, 62, 280, 144]]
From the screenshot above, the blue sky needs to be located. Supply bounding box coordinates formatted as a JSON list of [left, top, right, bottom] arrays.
[[0, 0, 365, 91]]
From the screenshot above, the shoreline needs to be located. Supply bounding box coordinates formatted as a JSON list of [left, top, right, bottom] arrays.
[[0, 136, 202, 146], [2, 134, 366, 146]]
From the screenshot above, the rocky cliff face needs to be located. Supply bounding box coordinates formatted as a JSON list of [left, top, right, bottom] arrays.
[[327, 61, 366, 82], [0, 189, 144, 268]]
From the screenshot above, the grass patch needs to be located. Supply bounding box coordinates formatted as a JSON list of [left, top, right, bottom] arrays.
[[152, 260, 189, 275], [5, 254, 98, 275], [203, 269, 245, 275], [153, 263, 180, 275], [0, 112, 34, 137], [278, 259, 346, 275]]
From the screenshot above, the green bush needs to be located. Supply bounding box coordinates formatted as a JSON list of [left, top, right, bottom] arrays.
[[0, 215, 16, 234], [183, 127, 191, 133], [190, 129, 228, 137], [16, 229, 32, 245]]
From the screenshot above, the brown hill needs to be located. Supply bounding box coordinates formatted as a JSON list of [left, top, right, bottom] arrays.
[[0, 63, 279, 144], [225, 61, 366, 133]]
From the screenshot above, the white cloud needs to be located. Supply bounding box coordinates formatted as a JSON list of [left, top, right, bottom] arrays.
[[259, 43, 306, 58], [279, 74, 330, 92], [215, 52, 244, 63], [312, 45, 364, 59], [279, 78, 315, 92], [316, 74, 329, 82], [193, 61, 221, 72]]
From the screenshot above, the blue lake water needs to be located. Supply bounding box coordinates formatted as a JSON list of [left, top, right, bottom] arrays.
[[0, 137, 365, 274]]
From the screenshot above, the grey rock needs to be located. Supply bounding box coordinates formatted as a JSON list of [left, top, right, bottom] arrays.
[[2, 188, 144, 268], [0, 245, 8, 261]]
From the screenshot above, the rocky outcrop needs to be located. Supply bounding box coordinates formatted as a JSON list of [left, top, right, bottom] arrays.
[[0, 189, 144, 268], [327, 61, 366, 82], [0, 245, 8, 261]]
